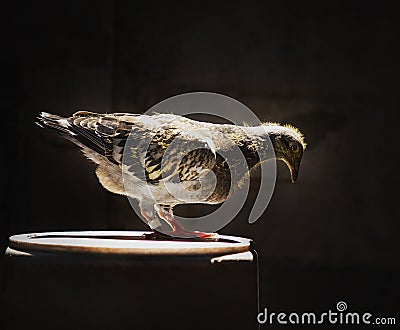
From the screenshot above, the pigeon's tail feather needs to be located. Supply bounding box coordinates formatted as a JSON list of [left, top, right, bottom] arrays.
[[36, 112, 73, 136], [36, 111, 113, 162]]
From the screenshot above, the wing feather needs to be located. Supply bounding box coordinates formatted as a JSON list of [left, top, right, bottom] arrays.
[[38, 111, 218, 186]]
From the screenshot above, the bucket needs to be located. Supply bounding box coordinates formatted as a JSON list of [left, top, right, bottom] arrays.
[[4, 231, 259, 330]]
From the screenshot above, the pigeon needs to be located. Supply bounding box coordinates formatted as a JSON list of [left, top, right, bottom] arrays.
[[37, 111, 306, 238]]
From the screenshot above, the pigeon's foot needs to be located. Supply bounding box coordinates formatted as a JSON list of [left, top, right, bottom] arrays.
[[167, 229, 217, 240], [142, 204, 218, 241], [167, 228, 217, 239], [143, 229, 217, 241], [143, 231, 172, 240]]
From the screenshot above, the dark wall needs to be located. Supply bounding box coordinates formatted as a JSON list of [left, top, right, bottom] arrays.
[[2, 0, 399, 323]]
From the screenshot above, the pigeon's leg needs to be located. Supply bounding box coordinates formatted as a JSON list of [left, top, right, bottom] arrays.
[[154, 204, 216, 239], [154, 205, 185, 232], [139, 200, 163, 231]]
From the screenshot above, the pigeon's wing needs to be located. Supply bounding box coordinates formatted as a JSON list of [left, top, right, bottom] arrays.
[[140, 130, 217, 184], [120, 115, 218, 185], [38, 111, 217, 185]]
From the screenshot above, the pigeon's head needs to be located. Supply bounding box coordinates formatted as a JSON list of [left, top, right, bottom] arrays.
[[266, 124, 306, 183]]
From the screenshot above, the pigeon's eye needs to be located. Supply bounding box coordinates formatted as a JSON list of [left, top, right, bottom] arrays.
[[290, 144, 298, 152]]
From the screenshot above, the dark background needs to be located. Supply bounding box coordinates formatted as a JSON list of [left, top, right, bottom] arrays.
[[2, 1, 399, 328]]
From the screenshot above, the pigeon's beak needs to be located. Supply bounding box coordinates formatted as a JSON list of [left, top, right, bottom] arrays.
[[288, 158, 300, 183]]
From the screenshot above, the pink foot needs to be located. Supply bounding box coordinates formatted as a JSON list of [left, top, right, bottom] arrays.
[[164, 229, 217, 240]]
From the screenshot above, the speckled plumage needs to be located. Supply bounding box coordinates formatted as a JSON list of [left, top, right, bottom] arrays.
[[37, 111, 305, 237]]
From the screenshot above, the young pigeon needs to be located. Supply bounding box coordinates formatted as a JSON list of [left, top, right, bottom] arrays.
[[37, 111, 306, 238]]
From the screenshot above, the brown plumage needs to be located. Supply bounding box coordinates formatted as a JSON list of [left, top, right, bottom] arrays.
[[37, 110, 306, 238]]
